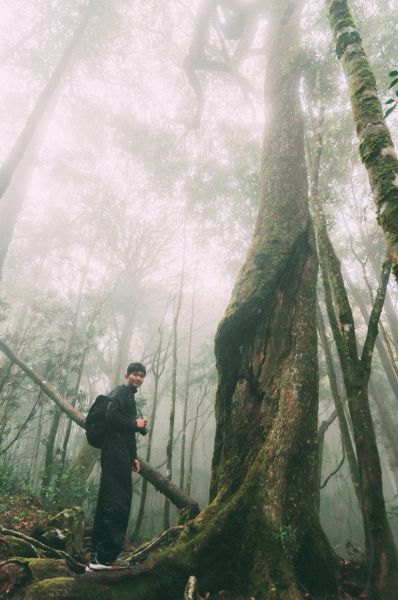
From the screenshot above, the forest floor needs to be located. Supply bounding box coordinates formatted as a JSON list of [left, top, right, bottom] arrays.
[[0, 487, 367, 599], [0, 491, 48, 536]]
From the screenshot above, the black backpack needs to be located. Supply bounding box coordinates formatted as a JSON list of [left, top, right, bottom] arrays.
[[85, 395, 109, 448]]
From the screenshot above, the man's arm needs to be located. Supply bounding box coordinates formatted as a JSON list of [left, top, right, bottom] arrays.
[[106, 386, 140, 433]]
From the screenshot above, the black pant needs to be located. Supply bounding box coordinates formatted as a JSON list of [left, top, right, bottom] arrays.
[[92, 440, 132, 562]]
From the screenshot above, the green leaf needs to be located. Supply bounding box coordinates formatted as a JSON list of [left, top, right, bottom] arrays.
[[384, 104, 397, 119], [388, 78, 398, 89], [389, 70, 398, 77], [386, 98, 395, 105]]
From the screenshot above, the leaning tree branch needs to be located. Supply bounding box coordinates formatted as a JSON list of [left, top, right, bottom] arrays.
[[318, 409, 338, 439], [360, 256, 392, 378], [0, 391, 41, 455], [183, 0, 261, 127], [0, 338, 200, 517], [319, 447, 346, 490], [0, 339, 84, 426], [0, 528, 85, 572]]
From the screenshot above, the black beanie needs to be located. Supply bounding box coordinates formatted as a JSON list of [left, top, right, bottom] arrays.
[[127, 362, 146, 375]]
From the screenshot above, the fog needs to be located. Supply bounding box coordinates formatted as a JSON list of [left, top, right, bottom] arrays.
[[0, 0, 398, 558]]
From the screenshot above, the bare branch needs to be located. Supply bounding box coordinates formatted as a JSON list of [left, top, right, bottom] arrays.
[[361, 256, 392, 378], [320, 448, 345, 490]]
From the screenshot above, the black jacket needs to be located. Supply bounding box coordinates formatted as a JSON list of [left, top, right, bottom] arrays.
[[103, 384, 139, 461]]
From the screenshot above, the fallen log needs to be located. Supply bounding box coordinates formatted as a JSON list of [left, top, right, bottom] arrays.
[[0, 339, 200, 517], [0, 528, 85, 573], [0, 557, 72, 598]]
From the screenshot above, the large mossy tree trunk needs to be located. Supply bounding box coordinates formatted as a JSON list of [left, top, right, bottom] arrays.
[[179, 0, 338, 596], [194, 3, 338, 595]]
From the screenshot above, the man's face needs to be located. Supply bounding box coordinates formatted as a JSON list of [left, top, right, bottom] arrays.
[[126, 370, 145, 388]]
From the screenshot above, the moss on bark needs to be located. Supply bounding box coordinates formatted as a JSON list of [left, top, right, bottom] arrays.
[[1, 536, 39, 559], [326, 0, 398, 283]]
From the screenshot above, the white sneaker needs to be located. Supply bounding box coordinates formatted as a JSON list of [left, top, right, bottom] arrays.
[[86, 554, 129, 572]]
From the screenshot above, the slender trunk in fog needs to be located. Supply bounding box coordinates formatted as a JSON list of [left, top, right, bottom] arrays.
[[314, 182, 398, 595], [0, 295, 39, 396], [41, 408, 62, 494], [0, 362, 14, 398], [343, 214, 398, 371], [31, 402, 44, 491], [57, 256, 92, 477], [164, 246, 185, 530], [0, 399, 13, 445], [307, 101, 360, 508], [41, 259, 91, 494], [179, 278, 196, 490], [316, 410, 337, 513], [368, 380, 398, 485], [344, 268, 398, 402], [186, 389, 206, 497], [356, 223, 398, 354], [58, 346, 89, 479], [316, 304, 360, 507], [0, 0, 95, 278], [133, 323, 171, 539], [112, 302, 137, 386], [326, 0, 398, 284], [0, 390, 41, 456]]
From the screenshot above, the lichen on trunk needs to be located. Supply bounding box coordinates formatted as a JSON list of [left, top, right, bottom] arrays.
[[326, 0, 398, 283]]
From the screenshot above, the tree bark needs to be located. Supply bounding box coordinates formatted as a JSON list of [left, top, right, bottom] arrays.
[[41, 408, 62, 494], [368, 380, 398, 481], [57, 345, 89, 481], [307, 79, 398, 595], [316, 409, 337, 512], [112, 301, 137, 387], [196, 1, 338, 595], [326, 0, 398, 283], [185, 386, 208, 497], [180, 277, 196, 491], [316, 304, 360, 505], [164, 249, 185, 530], [343, 267, 398, 401], [133, 320, 171, 539]]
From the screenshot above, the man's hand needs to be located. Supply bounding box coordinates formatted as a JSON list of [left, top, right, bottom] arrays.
[[136, 418, 148, 430], [132, 459, 141, 473]]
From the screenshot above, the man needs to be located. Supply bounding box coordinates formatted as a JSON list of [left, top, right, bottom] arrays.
[[87, 362, 148, 571]]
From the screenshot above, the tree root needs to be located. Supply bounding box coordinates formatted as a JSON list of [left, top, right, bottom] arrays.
[[0, 528, 85, 573], [0, 536, 15, 557], [184, 576, 205, 600], [0, 558, 32, 598], [124, 525, 184, 565]]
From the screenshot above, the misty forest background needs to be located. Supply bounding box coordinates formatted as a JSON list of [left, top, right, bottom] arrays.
[[0, 0, 398, 562]]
